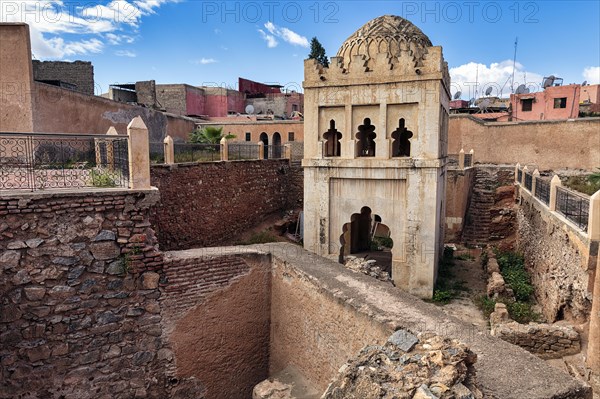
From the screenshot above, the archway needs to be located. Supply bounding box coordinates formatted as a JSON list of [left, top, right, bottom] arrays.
[[391, 118, 413, 157], [272, 132, 281, 158], [323, 119, 342, 157], [259, 132, 268, 159], [356, 118, 376, 157]]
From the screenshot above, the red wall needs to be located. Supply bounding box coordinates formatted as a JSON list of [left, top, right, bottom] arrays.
[[186, 87, 206, 116], [239, 77, 281, 95]]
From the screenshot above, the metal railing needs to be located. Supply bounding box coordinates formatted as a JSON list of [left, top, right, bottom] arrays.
[[524, 172, 533, 191], [556, 186, 590, 230], [464, 153, 473, 167], [173, 143, 220, 163], [534, 178, 550, 205], [265, 144, 285, 159], [517, 169, 523, 182], [149, 141, 165, 164], [229, 143, 259, 160], [0, 132, 129, 191]]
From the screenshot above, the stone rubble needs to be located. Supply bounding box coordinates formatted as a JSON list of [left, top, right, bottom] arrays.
[[343, 256, 392, 283], [321, 331, 481, 399], [253, 379, 294, 399]]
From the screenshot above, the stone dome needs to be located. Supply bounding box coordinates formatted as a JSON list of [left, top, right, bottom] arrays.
[[336, 15, 432, 70]]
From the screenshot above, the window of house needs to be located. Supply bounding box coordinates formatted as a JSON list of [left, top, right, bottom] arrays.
[[245, 132, 251, 141], [292, 104, 298, 112], [288, 132, 295, 142], [521, 99, 533, 112], [553, 97, 567, 109]]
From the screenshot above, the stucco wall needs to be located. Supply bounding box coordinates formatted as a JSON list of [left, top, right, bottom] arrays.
[[449, 114, 600, 170], [445, 168, 475, 242], [199, 121, 304, 144]]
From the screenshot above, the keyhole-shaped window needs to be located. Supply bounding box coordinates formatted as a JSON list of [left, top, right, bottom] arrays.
[[391, 118, 413, 157], [356, 118, 376, 157], [323, 119, 342, 157]]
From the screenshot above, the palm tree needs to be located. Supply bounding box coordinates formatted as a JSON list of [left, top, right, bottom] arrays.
[[190, 126, 235, 144]]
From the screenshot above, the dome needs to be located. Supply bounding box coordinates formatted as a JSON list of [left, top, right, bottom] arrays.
[[336, 15, 432, 70]]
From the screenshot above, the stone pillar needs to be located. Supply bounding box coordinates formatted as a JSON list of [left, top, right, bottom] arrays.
[[257, 141, 265, 160], [549, 175, 562, 211], [531, 169, 540, 197], [515, 163, 521, 182], [588, 190, 600, 240], [587, 250, 600, 375], [220, 137, 228, 161], [521, 165, 528, 186], [284, 143, 292, 160], [163, 135, 174, 165], [458, 148, 465, 170], [469, 149, 474, 166], [127, 117, 151, 190]]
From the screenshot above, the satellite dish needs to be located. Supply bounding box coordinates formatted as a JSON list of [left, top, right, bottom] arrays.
[[485, 87, 493, 96], [245, 104, 255, 114], [453, 91, 462, 100], [542, 75, 555, 89], [469, 98, 475, 106], [515, 84, 527, 94], [477, 99, 491, 111], [582, 80, 587, 86]]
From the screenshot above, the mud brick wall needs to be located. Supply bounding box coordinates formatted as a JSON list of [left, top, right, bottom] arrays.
[[0, 189, 172, 399], [150, 160, 300, 250], [160, 251, 271, 399], [32, 60, 94, 96]]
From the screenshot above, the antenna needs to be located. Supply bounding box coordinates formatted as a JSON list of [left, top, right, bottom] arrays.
[[475, 64, 479, 98], [245, 104, 255, 114], [485, 87, 493, 96], [511, 37, 518, 93], [453, 91, 462, 100]]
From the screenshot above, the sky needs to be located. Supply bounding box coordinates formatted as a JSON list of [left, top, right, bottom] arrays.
[[1, 0, 599, 99]]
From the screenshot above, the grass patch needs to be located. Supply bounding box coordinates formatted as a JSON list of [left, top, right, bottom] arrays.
[[563, 171, 600, 196], [475, 295, 496, 319], [430, 247, 467, 304], [239, 231, 279, 245], [90, 168, 118, 188]]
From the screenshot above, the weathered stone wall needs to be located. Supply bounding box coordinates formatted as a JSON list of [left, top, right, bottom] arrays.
[[445, 167, 475, 242], [32, 60, 94, 96], [160, 250, 271, 399], [517, 190, 594, 323], [0, 189, 169, 399], [150, 160, 301, 250]]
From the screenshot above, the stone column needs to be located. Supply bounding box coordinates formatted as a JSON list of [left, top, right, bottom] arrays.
[[549, 175, 562, 211], [220, 137, 228, 161], [163, 135, 174, 165], [522, 165, 529, 186], [127, 117, 151, 190], [532, 169, 540, 197], [588, 190, 600, 240], [515, 163, 521, 182], [458, 148, 465, 170], [469, 149, 474, 166], [257, 141, 265, 160]]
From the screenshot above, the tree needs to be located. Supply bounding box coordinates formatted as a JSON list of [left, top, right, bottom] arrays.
[[308, 37, 329, 67], [189, 126, 235, 144]]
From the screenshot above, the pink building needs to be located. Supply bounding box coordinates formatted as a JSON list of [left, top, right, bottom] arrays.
[[510, 84, 580, 121]]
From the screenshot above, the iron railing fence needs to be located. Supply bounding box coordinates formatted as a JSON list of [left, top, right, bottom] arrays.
[[534, 178, 551, 205], [0, 132, 129, 192], [464, 153, 473, 167], [524, 172, 533, 191], [229, 143, 259, 160], [149, 141, 165, 164], [173, 143, 220, 163], [556, 186, 590, 231], [265, 144, 285, 160], [517, 169, 523, 182]]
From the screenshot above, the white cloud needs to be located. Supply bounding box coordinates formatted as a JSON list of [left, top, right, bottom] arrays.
[[583, 66, 600, 84], [191, 58, 218, 65], [450, 60, 544, 99], [115, 50, 137, 57], [262, 21, 308, 47], [0, 0, 175, 59], [258, 29, 278, 48]]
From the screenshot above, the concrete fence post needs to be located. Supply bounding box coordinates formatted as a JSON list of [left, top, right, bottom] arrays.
[[220, 137, 228, 161], [522, 165, 529, 187], [549, 175, 562, 211], [257, 141, 265, 160], [532, 169, 540, 197], [458, 148, 465, 170], [127, 117, 151, 190], [515, 163, 521, 183], [469, 149, 474, 166], [163, 135, 174, 165], [588, 190, 600, 240]]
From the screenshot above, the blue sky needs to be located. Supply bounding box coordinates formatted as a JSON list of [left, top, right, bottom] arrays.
[[2, 1, 599, 99]]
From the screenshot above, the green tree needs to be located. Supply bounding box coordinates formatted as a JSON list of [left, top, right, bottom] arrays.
[[308, 37, 329, 67], [189, 126, 235, 144]]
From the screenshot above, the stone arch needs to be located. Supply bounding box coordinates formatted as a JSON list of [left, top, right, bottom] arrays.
[[339, 207, 394, 267], [391, 118, 413, 157], [272, 132, 282, 158], [259, 132, 268, 159], [356, 118, 376, 157], [323, 119, 342, 157]]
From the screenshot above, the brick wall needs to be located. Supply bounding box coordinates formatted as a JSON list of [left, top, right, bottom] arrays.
[[32, 60, 94, 96], [150, 160, 301, 250], [0, 189, 172, 398]]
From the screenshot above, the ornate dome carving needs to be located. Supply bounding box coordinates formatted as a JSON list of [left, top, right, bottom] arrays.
[[336, 15, 432, 71]]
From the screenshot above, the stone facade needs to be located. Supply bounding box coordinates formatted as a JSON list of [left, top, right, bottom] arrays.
[[302, 15, 450, 298], [32, 60, 94, 96], [150, 160, 302, 251], [0, 189, 169, 399]]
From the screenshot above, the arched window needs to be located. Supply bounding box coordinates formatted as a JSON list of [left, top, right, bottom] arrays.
[[356, 118, 376, 157], [323, 119, 342, 157], [391, 118, 413, 157]]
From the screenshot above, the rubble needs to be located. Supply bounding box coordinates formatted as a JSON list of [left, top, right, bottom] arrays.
[[343, 256, 392, 283], [253, 379, 294, 399], [321, 331, 481, 399]]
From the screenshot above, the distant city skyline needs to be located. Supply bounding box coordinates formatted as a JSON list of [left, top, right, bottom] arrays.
[[2, 0, 599, 99]]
